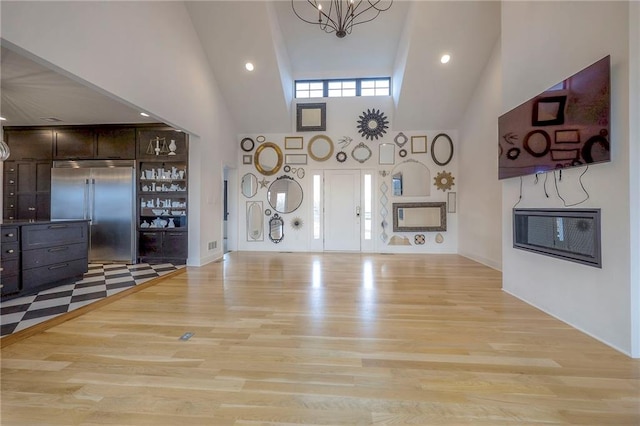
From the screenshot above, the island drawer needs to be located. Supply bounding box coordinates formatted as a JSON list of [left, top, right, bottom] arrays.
[[22, 222, 88, 250], [22, 242, 87, 269]]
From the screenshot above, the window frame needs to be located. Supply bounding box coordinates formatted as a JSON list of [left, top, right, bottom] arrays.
[[295, 77, 391, 99]]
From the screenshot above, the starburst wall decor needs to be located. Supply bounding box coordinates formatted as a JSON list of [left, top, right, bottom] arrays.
[[357, 108, 389, 141]]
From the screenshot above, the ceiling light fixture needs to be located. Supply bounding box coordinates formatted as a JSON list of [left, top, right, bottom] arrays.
[[440, 54, 451, 64], [245, 62, 255, 72], [140, 112, 150, 117], [292, 0, 393, 39]]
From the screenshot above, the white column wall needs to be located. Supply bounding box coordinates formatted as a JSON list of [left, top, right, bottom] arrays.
[[1, 1, 238, 266], [458, 39, 502, 270], [501, 2, 632, 354]]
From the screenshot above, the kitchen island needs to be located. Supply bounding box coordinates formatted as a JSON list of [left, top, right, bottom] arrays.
[[1, 219, 89, 299]]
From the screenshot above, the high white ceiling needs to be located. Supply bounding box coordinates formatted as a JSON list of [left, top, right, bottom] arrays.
[[1, 1, 501, 134]]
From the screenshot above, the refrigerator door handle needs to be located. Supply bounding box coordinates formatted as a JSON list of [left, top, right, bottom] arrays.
[[90, 178, 97, 224], [84, 179, 90, 221]]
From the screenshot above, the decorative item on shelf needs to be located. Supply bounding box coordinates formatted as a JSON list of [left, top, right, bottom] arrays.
[[336, 151, 347, 163], [434, 171, 455, 192], [357, 108, 389, 140], [168, 218, 176, 228], [291, 0, 393, 38], [435, 233, 444, 244], [141, 220, 150, 228], [291, 217, 303, 230], [414, 234, 425, 245], [168, 139, 177, 155], [394, 132, 408, 148]]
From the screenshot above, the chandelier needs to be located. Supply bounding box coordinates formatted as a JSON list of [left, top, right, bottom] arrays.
[[291, 0, 393, 39]]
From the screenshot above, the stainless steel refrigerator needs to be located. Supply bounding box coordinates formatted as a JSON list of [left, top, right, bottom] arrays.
[[51, 160, 136, 264]]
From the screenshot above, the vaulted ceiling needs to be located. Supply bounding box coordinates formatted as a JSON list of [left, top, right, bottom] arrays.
[[1, 1, 500, 134]]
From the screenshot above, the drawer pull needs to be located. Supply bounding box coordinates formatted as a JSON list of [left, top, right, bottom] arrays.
[[48, 246, 69, 253], [48, 224, 68, 229], [28, 207, 36, 211], [7, 249, 15, 254], [48, 263, 69, 270], [8, 180, 14, 184], [6, 233, 14, 238]]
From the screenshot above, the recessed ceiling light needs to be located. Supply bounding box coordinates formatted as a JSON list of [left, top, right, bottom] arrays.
[[140, 112, 150, 117], [440, 54, 451, 64], [245, 62, 254, 72]]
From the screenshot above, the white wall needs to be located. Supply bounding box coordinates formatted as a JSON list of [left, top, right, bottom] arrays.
[[1, 1, 238, 266], [458, 39, 502, 270], [236, 96, 459, 254], [501, 2, 632, 354]]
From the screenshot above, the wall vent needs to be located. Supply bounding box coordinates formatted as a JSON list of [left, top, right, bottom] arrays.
[[513, 208, 601, 268]]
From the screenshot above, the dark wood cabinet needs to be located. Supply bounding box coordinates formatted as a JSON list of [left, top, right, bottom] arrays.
[[5, 161, 51, 221], [97, 128, 136, 159], [4, 129, 53, 160], [54, 129, 96, 159], [0, 221, 89, 300], [138, 230, 187, 263], [0, 226, 21, 296]]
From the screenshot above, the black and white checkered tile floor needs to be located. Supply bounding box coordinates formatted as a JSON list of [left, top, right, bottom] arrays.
[[1, 262, 185, 337]]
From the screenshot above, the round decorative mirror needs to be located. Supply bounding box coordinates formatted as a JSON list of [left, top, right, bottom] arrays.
[[241, 173, 258, 198], [254, 142, 283, 176], [307, 135, 334, 162], [267, 176, 303, 214], [431, 133, 454, 166], [240, 137, 255, 152], [357, 108, 389, 140], [351, 142, 372, 163]]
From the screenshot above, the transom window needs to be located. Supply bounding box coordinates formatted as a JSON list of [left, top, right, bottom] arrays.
[[295, 78, 390, 98]]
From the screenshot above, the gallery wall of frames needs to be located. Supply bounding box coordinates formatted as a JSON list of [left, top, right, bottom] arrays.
[[236, 97, 458, 253]]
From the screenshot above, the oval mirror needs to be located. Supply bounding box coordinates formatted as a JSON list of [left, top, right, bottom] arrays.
[[267, 176, 303, 214], [351, 142, 372, 163], [269, 213, 284, 243], [391, 159, 431, 197], [241, 173, 258, 198], [254, 142, 283, 176], [431, 133, 454, 166], [247, 201, 264, 241], [308, 135, 334, 162]]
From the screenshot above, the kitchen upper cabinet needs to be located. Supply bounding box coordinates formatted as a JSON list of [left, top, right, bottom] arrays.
[[96, 128, 135, 159], [4, 129, 53, 160], [54, 129, 96, 159]]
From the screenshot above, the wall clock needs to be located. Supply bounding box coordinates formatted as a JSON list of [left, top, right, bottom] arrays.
[[356, 108, 389, 141]]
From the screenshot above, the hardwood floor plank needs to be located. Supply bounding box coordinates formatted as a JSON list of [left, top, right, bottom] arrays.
[[1, 252, 639, 424]]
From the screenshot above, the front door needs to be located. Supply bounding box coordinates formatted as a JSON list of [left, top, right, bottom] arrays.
[[324, 169, 361, 251]]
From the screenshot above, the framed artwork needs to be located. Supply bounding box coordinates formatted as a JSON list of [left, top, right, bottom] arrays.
[[555, 129, 580, 144], [296, 103, 326, 132], [242, 155, 252, 165], [285, 154, 308, 165], [447, 192, 457, 213], [411, 135, 428, 153], [285, 136, 304, 150], [532, 96, 566, 126]]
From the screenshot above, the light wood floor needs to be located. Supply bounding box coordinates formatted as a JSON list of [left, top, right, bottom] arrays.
[[1, 252, 639, 425]]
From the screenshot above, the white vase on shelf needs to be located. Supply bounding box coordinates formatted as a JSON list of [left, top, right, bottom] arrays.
[[168, 139, 177, 155], [168, 218, 175, 228]]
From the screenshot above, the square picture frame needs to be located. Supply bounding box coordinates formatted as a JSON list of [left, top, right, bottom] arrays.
[[296, 103, 326, 132], [242, 154, 253, 165], [285, 136, 304, 150], [411, 135, 428, 153]]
